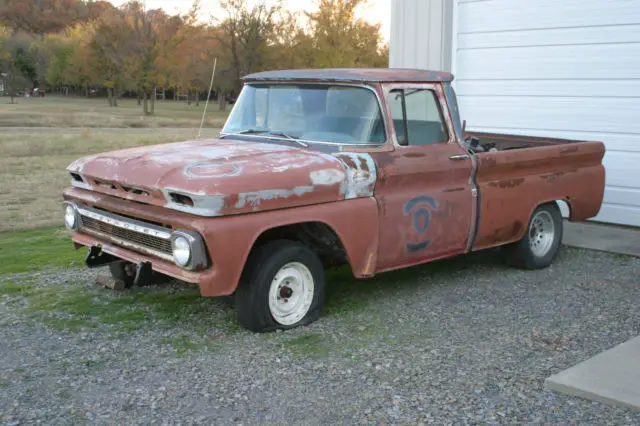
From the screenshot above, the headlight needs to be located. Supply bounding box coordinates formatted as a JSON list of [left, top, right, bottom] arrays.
[[172, 235, 192, 267], [63, 203, 79, 230], [170, 230, 208, 270]]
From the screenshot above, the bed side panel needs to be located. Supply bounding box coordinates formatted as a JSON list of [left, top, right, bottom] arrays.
[[472, 141, 605, 251]]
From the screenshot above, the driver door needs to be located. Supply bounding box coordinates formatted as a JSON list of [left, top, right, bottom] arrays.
[[373, 83, 475, 272]]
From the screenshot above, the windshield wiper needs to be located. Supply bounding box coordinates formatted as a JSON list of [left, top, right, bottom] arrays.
[[220, 129, 308, 147], [266, 132, 308, 147], [219, 128, 266, 138]]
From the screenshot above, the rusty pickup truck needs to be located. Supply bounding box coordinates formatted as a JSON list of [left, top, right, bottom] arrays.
[[62, 68, 605, 332]]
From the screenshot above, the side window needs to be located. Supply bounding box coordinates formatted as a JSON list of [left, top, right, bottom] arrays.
[[388, 89, 449, 146]]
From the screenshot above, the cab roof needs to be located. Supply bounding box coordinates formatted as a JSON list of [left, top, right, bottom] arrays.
[[242, 68, 454, 83]]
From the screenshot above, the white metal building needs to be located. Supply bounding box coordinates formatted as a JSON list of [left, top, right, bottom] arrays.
[[390, 0, 640, 227]]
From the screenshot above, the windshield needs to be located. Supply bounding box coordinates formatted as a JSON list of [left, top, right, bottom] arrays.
[[221, 83, 386, 144]]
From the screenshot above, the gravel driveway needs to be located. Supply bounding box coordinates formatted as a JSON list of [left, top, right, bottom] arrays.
[[1, 247, 639, 425]]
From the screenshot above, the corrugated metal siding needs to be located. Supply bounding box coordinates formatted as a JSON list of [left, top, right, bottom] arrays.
[[452, 0, 640, 227], [390, 0, 453, 71]]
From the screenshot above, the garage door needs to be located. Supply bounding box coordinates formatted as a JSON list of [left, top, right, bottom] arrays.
[[453, 0, 640, 227]]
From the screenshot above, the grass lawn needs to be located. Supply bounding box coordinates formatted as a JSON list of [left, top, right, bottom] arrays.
[[0, 127, 221, 232], [0, 95, 229, 128], [0, 227, 85, 275], [0, 96, 228, 231]]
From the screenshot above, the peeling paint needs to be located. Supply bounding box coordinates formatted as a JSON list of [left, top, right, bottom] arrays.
[[162, 188, 227, 217], [235, 186, 315, 209], [184, 161, 246, 179], [310, 169, 346, 186], [335, 153, 377, 199]]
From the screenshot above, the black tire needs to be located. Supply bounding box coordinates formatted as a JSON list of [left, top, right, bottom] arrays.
[[503, 202, 563, 270], [109, 261, 136, 288], [235, 240, 325, 333]]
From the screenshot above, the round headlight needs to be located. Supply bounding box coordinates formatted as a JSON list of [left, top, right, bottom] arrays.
[[64, 204, 77, 230], [172, 236, 192, 267]]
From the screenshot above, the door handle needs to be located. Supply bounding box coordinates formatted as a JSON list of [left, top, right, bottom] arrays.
[[449, 154, 470, 161]]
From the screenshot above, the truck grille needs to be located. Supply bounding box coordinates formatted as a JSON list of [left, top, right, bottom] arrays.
[[76, 205, 174, 262]]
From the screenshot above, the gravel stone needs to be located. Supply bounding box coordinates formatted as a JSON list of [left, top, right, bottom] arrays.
[[1, 247, 639, 424]]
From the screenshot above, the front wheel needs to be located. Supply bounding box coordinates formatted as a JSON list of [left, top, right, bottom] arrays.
[[503, 203, 563, 270], [235, 240, 325, 332]]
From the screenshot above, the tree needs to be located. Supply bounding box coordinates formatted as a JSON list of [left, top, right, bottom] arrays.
[[90, 7, 131, 106], [303, 0, 388, 68], [1, 33, 34, 103], [66, 22, 100, 97], [44, 35, 75, 94], [216, 0, 281, 94], [0, 0, 87, 36]]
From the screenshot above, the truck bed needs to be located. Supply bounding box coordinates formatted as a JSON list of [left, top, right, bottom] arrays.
[[466, 131, 606, 251], [464, 131, 585, 151]]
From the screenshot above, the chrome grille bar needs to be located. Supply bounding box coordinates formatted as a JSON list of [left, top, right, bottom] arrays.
[[76, 205, 174, 262]]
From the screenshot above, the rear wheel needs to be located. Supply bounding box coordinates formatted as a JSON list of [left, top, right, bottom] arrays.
[[503, 203, 563, 270], [235, 240, 325, 332]]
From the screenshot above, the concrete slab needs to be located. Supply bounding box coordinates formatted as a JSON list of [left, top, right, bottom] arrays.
[[562, 221, 640, 258], [545, 337, 640, 411]]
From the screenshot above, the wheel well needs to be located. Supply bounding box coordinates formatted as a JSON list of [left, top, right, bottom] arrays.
[[251, 222, 348, 269], [554, 199, 571, 219]]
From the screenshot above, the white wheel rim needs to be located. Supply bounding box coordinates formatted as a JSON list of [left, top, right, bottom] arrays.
[[268, 262, 315, 326], [529, 210, 555, 257]]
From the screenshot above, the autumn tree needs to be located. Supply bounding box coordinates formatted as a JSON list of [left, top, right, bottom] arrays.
[[43, 35, 75, 94], [90, 7, 130, 106], [0, 0, 88, 36], [66, 22, 99, 97], [303, 0, 388, 68], [216, 0, 281, 94]]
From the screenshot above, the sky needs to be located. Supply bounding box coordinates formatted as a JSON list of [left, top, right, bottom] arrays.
[[107, 0, 391, 41]]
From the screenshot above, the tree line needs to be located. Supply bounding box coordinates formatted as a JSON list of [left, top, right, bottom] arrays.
[[0, 0, 389, 113]]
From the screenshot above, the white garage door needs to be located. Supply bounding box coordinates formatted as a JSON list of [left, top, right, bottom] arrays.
[[453, 0, 640, 227]]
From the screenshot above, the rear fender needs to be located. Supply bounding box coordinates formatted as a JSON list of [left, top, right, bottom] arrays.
[[471, 141, 605, 251]]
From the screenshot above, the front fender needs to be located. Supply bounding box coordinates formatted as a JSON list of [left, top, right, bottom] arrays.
[[200, 197, 379, 296]]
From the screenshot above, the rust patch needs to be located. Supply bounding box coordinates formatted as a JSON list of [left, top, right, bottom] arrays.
[[358, 156, 369, 172], [476, 221, 523, 247], [341, 155, 357, 169], [373, 151, 395, 169], [488, 178, 525, 189], [481, 156, 497, 167], [540, 171, 565, 184], [560, 146, 579, 154]]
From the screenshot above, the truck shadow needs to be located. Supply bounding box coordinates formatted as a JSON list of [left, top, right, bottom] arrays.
[[322, 248, 509, 317]]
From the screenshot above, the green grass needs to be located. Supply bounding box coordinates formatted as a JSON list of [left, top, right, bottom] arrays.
[[0, 127, 219, 232], [282, 332, 330, 358], [160, 335, 204, 355], [0, 227, 85, 275]]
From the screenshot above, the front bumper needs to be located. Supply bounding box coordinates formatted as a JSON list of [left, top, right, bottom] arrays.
[[71, 232, 202, 284], [63, 187, 225, 294]]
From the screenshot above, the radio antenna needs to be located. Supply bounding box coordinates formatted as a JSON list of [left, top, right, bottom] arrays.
[[197, 57, 218, 139]]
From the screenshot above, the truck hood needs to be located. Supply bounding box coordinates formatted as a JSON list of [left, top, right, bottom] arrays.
[[67, 138, 376, 217]]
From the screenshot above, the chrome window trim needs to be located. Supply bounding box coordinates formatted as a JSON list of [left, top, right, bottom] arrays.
[[219, 81, 389, 147]]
